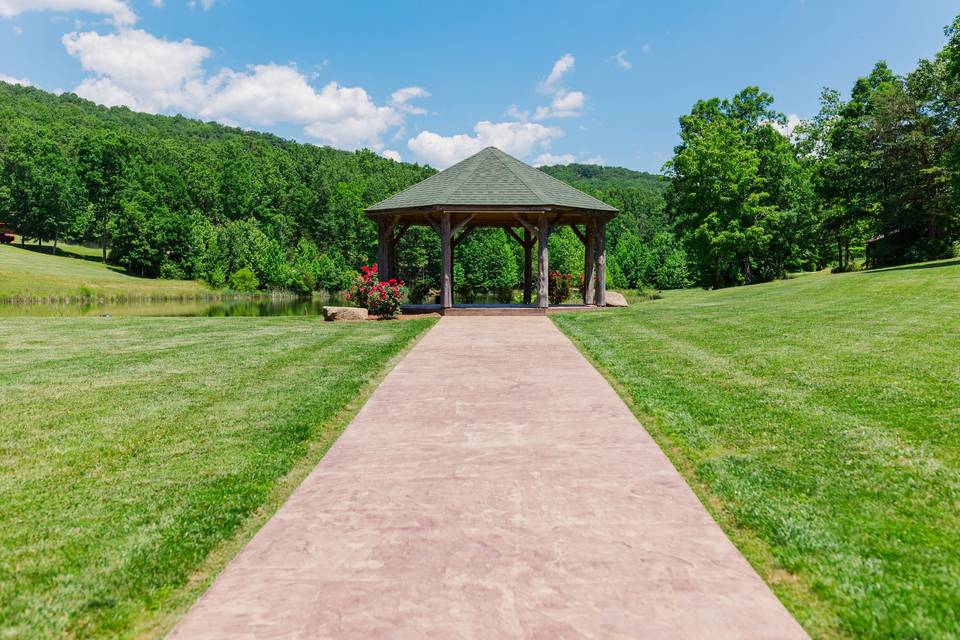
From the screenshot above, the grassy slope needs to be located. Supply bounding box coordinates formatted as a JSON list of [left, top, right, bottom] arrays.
[[0, 240, 210, 302], [554, 260, 960, 639], [0, 316, 435, 638]]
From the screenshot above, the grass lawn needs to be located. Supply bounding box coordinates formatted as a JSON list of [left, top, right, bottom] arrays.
[[554, 259, 960, 639], [0, 315, 435, 638], [0, 239, 211, 302]]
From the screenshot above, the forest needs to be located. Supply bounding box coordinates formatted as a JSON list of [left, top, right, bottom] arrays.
[[1, 14, 958, 294]]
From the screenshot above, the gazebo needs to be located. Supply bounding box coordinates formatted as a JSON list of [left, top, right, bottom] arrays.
[[365, 147, 618, 312]]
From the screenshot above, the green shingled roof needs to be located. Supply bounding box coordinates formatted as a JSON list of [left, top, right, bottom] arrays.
[[366, 147, 618, 213]]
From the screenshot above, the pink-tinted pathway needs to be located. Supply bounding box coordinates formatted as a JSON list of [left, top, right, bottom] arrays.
[[170, 317, 808, 639]]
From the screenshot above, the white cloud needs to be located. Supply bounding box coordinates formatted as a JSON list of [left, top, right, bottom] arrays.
[[11, 25, 22, 35], [614, 49, 632, 69], [0, 73, 32, 86], [544, 53, 574, 89], [408, 120, 562, 169], [389, 86, 429, 115], [62, 28, 414, 150], [63, 28, 209, 112], [0, 0, 136, 25], [533, 153, 575, 166], [504, 104, 529, 122], [380, 149, 401, 162], [151, 0, 163, 6], [766, 113, 802, 138], [187, 0, 214, 9], [583, 155, 606, 165], [534, 54, 585, 120], [534, 89, 585, 119]]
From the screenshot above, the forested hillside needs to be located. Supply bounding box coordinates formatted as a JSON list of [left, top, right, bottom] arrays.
[[0, 83, 434, 293]]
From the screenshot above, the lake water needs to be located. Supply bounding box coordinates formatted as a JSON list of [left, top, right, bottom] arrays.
[[0, 296, 349, 318]]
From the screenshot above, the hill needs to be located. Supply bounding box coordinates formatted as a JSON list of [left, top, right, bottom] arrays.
[[0, 237, 210, 302], [554, 258, 960, 638]]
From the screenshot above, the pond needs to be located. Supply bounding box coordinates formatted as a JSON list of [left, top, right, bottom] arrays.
[[0, 296, 350, 318]]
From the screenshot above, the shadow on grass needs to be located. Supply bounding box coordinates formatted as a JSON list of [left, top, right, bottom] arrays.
[[862, 258, 960, 274], [14, 242, 109, 265]]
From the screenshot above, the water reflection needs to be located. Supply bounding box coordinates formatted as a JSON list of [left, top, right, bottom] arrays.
[[0, 295, 349, 318]]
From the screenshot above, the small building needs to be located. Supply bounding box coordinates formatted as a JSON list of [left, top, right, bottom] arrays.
[[365, 147, 618, 312]]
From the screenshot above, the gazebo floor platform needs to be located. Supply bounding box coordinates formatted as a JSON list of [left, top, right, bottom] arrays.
[[401, 304, 605, 317]]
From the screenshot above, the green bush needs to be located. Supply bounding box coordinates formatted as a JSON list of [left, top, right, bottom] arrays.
[[228, 266, 259, 292], [158, 260, 185, 280], [456, 281, 476, 304], [494, 286, 514, 304], [407, 278, 434, 305]]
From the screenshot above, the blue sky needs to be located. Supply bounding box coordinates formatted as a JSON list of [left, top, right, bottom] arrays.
[[0, 0, 957, 172]]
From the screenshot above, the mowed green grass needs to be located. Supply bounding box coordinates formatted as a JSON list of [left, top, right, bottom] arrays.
[[0, 240, 210, 301], [554, 260, 960, 639], [0, 316, 434, 638]]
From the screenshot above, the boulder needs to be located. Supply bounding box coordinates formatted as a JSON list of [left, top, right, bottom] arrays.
[[322, 306, 368, 321], [604, 291, 629, 307]]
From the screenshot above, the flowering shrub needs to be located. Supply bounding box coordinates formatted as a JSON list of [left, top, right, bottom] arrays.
[[345, 264, 405, 319], [548, 271, 575, 305], [367, 279, 405, 319], [345, 264, 379, 308]]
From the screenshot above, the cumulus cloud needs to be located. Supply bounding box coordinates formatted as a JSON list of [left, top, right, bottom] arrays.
[[0, 73, 32, 86], [614, 49, 631, 69], [389, 86, 429, 115], [543, 53, 574, 89], [62, 28, 418, 150], [0, 0, 136, 25], [63, 28, 210, 112], [533, 153, 575, 166], [534, 54, 585, 120], [380, 149, 401, 162], [408, 121, 562, 169]]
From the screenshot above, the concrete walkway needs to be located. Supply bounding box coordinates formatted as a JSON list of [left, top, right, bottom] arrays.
[[170, 317, 808, 639]]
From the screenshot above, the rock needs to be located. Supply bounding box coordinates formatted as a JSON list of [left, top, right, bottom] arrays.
[[604, 291, 629, 307], [322, 306, 368, 321]]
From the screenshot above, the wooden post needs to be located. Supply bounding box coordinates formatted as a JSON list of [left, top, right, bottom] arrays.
[[536, 212, 550, 308], [523, 227, 532, 305], [583, 220, 596, 305], [376, 218, 390, 281], [595, 221, 606, 306], [440, 211, 453, 308]]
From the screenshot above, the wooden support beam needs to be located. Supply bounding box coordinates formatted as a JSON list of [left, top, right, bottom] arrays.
[[425, 214, 441, 235], [505, 226, 535, 249], [451, 214, 476, 237], [392, 223, 411, 245], [504, 227, 523, 246], [523, 227, 532, 305], [583, 220, 596, 305], [513, 213, 536, 235], [452, 225, 476, 249], [570, 224, 586, 245], [536, 212, 550, 308], [440, 212, 453, 308], [595, 221, 607, 306], [376, 218, 391, 281]]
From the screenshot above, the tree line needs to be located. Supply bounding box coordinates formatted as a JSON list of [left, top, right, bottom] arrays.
[[663, 15, 960, 288], [0, 14, 957, 294]]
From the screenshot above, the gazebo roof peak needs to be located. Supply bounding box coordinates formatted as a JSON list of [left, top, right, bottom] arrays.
[[366, 146, 617, 214]]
